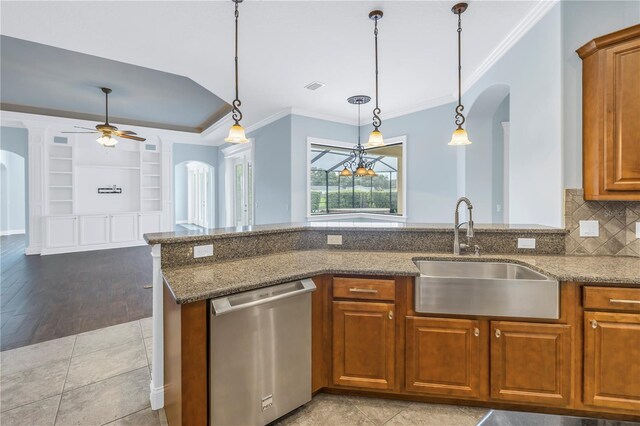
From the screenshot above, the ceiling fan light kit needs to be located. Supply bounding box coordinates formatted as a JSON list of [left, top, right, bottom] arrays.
[[448, 2, 472, 146], [225, 0, 249, 144]]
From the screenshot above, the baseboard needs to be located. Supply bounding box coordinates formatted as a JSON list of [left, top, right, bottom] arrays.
[[149, 382, 165, 410], [0, 229, 26, 236], [40, 240, 148, 256], [25, 245, 41, 255], [175, 220, 188, 224]]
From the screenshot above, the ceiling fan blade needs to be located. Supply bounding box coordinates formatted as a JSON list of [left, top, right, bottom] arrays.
[[74, 126, 98, 131], [115, 130, 137, 136], [118, 134, 146, 142], [61, 131, 99, 134]]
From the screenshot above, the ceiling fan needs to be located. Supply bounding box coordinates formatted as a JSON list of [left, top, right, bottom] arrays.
[[62, 87, 146, 147]]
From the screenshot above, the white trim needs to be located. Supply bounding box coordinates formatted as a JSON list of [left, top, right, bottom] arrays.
[[383, 95, 456, 121], [0, 229, 26, 236], [150, 243, 164, 410], [223, 140, 255, 227], [306, 135, 408, 220], [39, 239, 146, 255], [244, 108, 293, 134], [502, 122, 511, 224], [290, 107, 357, 126], [462, 0, 559, 93], [307, 213, 407, 223]]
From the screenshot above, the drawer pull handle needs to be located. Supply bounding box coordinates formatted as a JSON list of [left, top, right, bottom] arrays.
[[388, 311, 394, 320], [495, 329, 501, 338], [609, 299, 640, 305], [349, 288, 378, 294], [474, 327, 480, 337], [591, 320, 598, 329]]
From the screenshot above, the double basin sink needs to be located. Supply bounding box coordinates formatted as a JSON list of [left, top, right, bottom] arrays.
[[414, 260, 559, 319]]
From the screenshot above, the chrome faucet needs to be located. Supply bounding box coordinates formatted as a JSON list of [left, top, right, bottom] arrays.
[[453, 197, 474, 255]]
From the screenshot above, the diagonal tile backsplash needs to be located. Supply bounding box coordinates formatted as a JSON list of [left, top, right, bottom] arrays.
[[565, 189, 640, 257]]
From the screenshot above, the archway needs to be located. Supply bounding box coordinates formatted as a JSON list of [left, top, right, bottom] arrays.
[[464, 84, 510, 223], [174, 161, 215, 230], [0, 150, 26, 235]]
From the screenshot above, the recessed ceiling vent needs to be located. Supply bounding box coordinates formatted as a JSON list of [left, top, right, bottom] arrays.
[[304, 81, 325, 91]]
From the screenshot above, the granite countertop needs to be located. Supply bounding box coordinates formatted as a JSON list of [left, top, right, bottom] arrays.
[[162, 250, 640, 304], [145, 222, 566, 245]]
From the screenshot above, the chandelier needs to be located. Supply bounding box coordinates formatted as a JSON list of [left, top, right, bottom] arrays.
[[340, 95, 377, 177]]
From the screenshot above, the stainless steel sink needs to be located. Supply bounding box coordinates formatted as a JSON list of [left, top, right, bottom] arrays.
[[414, 260, 560, 319]]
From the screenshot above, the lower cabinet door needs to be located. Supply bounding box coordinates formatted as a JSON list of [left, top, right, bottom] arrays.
[[490, 321, 572, 406], [406, 317, 483, 398], [584, 311, 640, 411], [79, 215, 110, 245], [138, 213, 162, 240], [110, 214, 137, 243], [46, 216, 78, 248], [332, 301, 395, 390]]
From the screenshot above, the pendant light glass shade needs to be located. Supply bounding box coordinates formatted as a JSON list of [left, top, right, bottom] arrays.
[[366, 168, 377, 176], [97, 135, 118, 147], [366, 129, 384, 147], [355, 166, 368, 176], [340, 167, 353, 177], [225, 123, 249, 144], [448, 128, 472, 146]]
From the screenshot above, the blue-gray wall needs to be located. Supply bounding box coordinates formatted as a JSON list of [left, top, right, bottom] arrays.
[[0, 127, 28, 235], [173, 143, 218, 228]]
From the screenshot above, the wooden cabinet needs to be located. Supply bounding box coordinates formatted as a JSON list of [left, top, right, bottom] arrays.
[[584, 311, 640, 410], [332, 301, 395, 390], [405, 317, 483, 398], [490, 321, 572, 406], [578, 24, 640, 200]]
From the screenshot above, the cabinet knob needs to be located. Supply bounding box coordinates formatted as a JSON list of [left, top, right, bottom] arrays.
[[591, 320, 598, 329], [388, 311, 393, 320], [495, 329, 501, 338], [474, 327, 480, 337]]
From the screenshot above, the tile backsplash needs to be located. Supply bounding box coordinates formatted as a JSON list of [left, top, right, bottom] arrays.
[[565, 189, 640, 257]]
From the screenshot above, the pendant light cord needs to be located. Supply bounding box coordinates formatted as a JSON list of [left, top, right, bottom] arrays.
[[105, 91, 109, 125], [231, 0, 243, 125], [372, 16, 381, 131], [455, 11, 465, 129]]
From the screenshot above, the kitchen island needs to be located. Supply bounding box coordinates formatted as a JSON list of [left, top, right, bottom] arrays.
[[145, 223, 640, 425]]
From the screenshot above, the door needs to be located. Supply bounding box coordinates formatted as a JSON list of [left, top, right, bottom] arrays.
[[406, 317, 483, 398], [604, 37, 640, 192], [584, 311, 640, 410], [139, 213, 162, 240], [232, 155, 253, 227], [79, 215, 110, 245], [187, 163, 213, 228], [110, 214, 137, 243], [45, 216, 77, 248], [490, 321, 572, 406], [332, 301, 395, 390]]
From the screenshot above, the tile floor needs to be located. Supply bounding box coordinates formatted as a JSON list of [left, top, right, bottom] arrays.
[[0, 317, 163, 426]]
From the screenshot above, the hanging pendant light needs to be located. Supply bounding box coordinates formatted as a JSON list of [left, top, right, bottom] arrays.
[[367, 10, 385, 147], [341, 96, 377, 177], [449, 3, 472, 146], [225, 0, 249, 144]]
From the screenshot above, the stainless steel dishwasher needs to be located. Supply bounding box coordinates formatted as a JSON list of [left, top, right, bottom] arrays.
[[210, 278, 316, 426]]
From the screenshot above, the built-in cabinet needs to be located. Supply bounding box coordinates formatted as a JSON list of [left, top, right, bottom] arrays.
[[42, 136, 164, 254], [578, 24, 640, 200]]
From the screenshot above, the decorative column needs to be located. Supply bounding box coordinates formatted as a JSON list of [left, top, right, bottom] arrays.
[[25, 126, 45, 255], [149, 243, 164, 409]]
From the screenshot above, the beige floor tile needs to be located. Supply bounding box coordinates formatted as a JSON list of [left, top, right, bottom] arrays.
[[0, 359, 68, 412], [73, 321, 142, 357], [139, 317, 153, 338], [158, 408, 168, 426], [277, 394, 374, 426], [458, 405, 490, 422], [55, 367, 150, 426], [64, 340, 148, 391], [1, 336, 75, 377], [105, 407, 160, 426], [385, 402, 480, 426], [347, 396, 412, 425], [143, 337, 152, 366], [0, 394, 60, 426]]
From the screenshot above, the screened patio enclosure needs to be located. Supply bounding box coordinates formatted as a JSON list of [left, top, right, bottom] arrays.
[[310, 143, 403, 216]]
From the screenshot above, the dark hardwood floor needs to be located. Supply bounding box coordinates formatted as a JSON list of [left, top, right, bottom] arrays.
[[0, 235, 153, 351]]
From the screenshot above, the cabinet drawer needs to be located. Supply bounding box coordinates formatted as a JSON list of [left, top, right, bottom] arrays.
[[584, 286, 640, 312], [333, 278, 395, 301]]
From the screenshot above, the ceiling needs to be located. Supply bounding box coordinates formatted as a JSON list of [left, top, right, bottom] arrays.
[[0, 35, 231, 133], [0, 1, 540, 138]]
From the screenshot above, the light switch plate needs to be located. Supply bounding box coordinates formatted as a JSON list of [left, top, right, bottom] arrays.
[[193, 244, 214, 258], [517, 238, 536, 249], [579, 220, 599, 237], [636, 222, 640, 239], [327, 235, 343, 245]]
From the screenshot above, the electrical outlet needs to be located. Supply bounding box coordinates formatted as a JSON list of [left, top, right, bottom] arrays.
[[517, 238, 536, 249], [193, 244, 214, 258], [579, 220, 599, 237], [327, 235, 343, 245]]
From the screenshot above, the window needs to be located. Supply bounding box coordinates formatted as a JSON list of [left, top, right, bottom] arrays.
[[308, 137, 405, 218]]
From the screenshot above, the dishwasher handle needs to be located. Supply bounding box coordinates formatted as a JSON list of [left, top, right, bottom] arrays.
[[211, 278, 316, 316]]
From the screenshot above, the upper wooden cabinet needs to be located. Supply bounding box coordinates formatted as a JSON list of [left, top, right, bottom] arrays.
[[578, 24, 640, 200]]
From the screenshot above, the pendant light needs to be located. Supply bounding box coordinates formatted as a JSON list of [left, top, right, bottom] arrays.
[[448, 3, 472, 146], [341, 96, 377, 177], [367, 10, 385, 147], [225, 0, 249, 144]]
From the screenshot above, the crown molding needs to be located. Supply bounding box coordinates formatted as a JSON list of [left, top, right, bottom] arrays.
[[290, 107, 357, 126], [462, 0, 559, 93], [382, 95, 456, 121], [245, 108, 294, 134]]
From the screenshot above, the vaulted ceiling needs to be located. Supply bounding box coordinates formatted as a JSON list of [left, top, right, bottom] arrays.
[[1, 1, 540, 136]]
